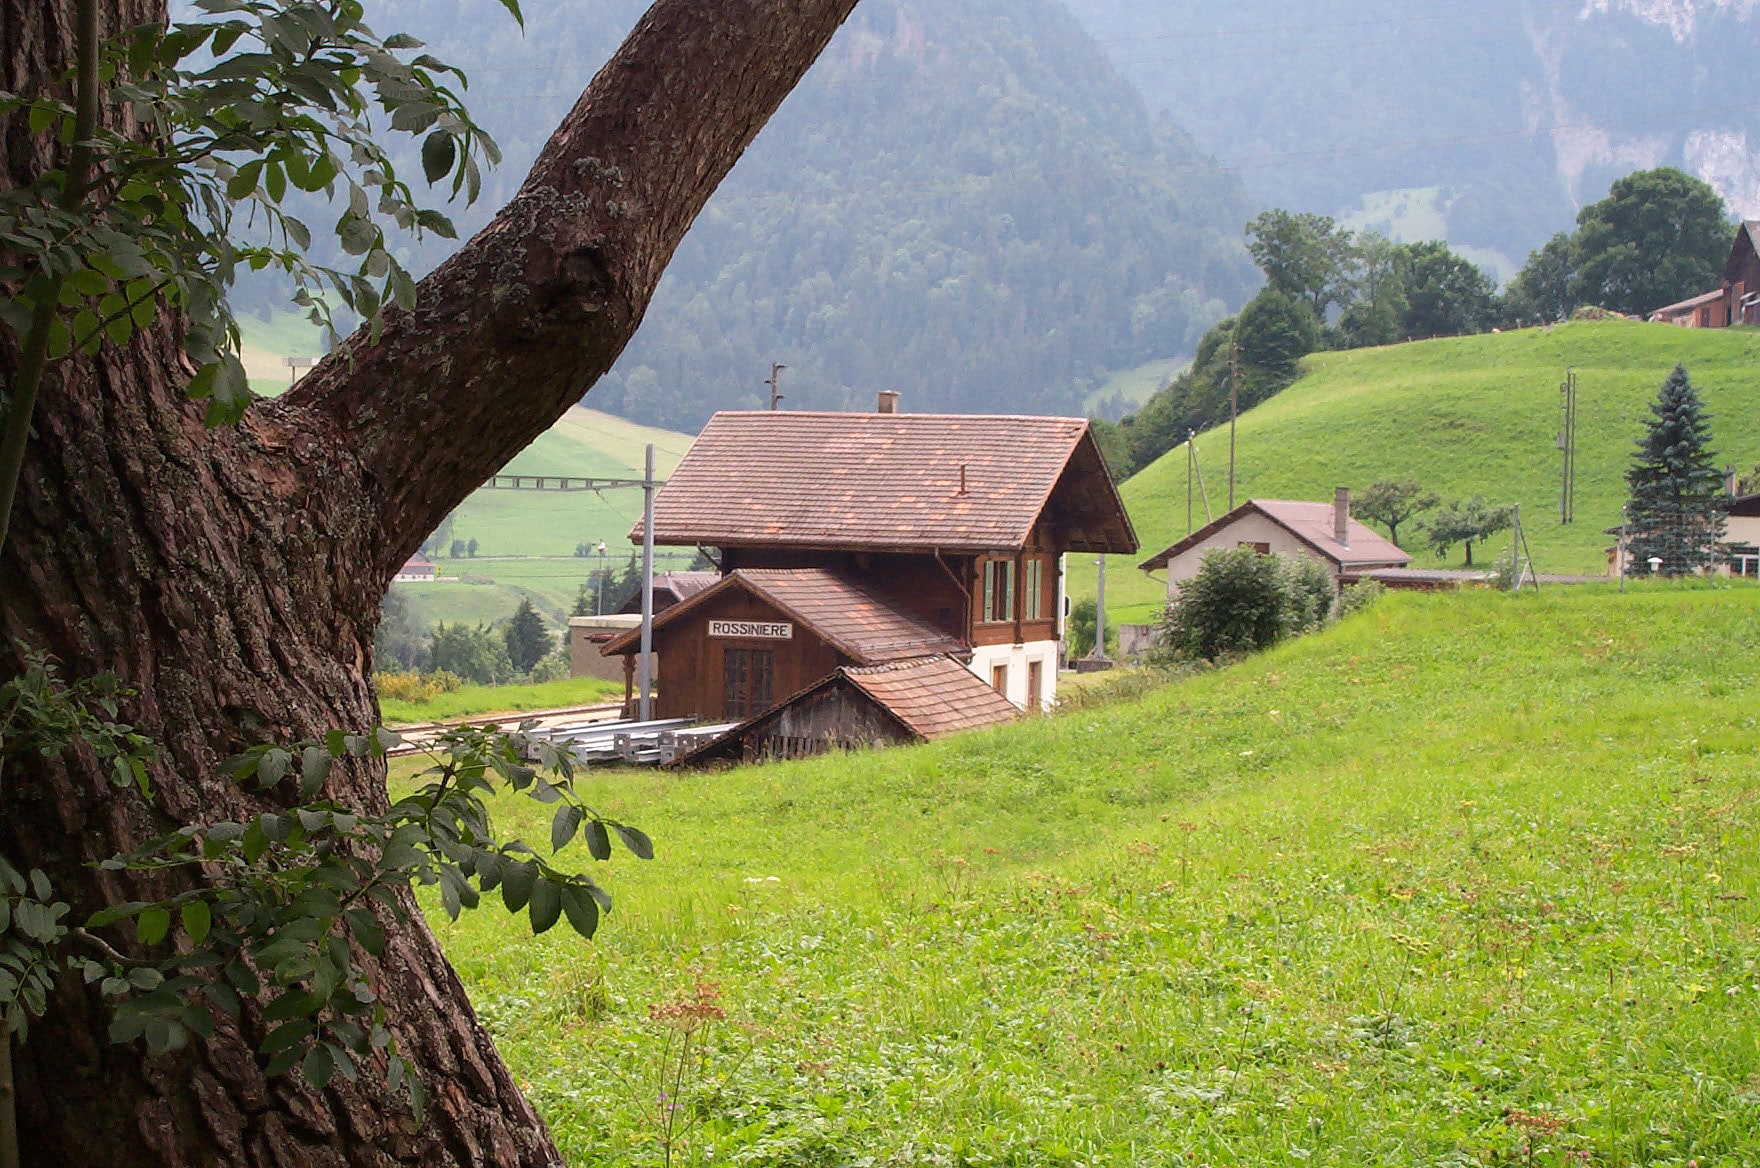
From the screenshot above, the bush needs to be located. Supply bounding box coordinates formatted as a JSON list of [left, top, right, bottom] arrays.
[[1066, 598, 1098, 657], [528, 647, 572, 684], [1336, 579, 1384, 618], [374, 670, 464, 703], [430, 622, 516, 686], [1151, 549, 1348, 664]]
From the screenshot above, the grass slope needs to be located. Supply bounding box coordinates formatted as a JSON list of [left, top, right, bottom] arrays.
[[1074, 320, 1760, 622], [410, 584, 1760, 1166], [379, 676, 620, 725]]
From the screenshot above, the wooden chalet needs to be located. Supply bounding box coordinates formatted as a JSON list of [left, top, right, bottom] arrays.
[[1648, 221, 1760, 327], [602, 401, 1137, 747]]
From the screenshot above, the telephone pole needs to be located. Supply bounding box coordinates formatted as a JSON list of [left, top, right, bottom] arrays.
[[1557, 368, 1577, 524], [1228, 343, 1239, 511], [766, 362, 787, 410], [1186, 434, 1194, 535]]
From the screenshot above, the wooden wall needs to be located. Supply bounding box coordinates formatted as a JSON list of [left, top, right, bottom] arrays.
[[645, 588, 843, 721], [740, 683, 914, 761]]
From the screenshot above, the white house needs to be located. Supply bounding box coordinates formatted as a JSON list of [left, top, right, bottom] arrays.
[[1138, 489, 1410, 600]]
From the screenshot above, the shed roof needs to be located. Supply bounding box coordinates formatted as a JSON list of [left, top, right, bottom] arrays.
[[1139, 499, 1411, 572], [842, 656, 1021, 740], [599, 568, 965, 665], [1648, 288, 1725, 319], [632, 411, 1136, 555], [667, 654, 1017, 768]]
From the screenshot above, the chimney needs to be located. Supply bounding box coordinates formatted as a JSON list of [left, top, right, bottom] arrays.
[[876, 390, 900, 414], [1334, 487, 1351, 546]]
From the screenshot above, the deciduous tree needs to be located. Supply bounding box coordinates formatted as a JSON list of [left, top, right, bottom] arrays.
[[0, 0, 860, 1162], [1423, 496, 1514, 567], [1355, 478, 1439, 548]]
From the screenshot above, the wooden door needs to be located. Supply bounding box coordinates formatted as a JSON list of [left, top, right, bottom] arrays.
[[991, 662, 1008, 696], [1026, 659, 1042, 712]]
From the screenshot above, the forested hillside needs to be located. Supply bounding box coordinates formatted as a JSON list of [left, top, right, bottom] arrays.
[[287, 0, 1260, 427], [1063, 0, 1760, 270]]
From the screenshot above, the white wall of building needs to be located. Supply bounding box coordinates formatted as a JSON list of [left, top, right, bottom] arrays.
[[967, 640, 1058, 713], [1160, 513, 1339, 600]]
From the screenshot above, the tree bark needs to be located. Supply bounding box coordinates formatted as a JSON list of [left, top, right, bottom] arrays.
[[0, 0, 857, 1163]]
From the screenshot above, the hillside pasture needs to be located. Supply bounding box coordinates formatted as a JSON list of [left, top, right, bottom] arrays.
[[411, 584, 1760, 1166], [1073, 320, 1760, 621]]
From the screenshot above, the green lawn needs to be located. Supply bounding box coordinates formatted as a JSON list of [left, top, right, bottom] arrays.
[[407, 583, 1760, 1166], [1072, 319, 1760, 618], [379, 676, 622, 726]]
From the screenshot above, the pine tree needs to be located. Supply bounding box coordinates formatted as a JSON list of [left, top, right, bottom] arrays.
[[573, 582, 594, 617], [504, 598, 554, 674], [1624, 364, 1726, 577]]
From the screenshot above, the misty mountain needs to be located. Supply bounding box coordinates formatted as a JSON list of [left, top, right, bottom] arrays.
[[334, 0, 1260, 429], [1061, 0, 1760, 273]]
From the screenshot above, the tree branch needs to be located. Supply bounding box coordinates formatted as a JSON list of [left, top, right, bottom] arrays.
[[278, 0, 861, 582]]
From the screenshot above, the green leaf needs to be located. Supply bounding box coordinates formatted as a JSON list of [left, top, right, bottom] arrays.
[[496, 0, 524, 28], [374, 726, 402, 754], [27, 101, 58, 134], [500, 860, 536, 914], [29, 870, 51, 901], [528, 877, 561, 935], [264, 160, 287, 203], [584, 819, 611, 861], [560, 883, 599, 939], [611, 823, 654, 860], [181, 899, 211, 945], [551, 805, 582, 854], [136, 907, 171, 946], [256, 747, 291, 789], [301, 1042, 335, 1088], [299, 746, 331, 799]]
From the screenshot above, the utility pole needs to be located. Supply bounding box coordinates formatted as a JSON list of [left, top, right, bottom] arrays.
[[1228, 342, 1239, 511], [1186, 435, 1194, 535], [638, 443, 656, 721], [1558, 368, 1577, 524], [765, 362, 787, 410]]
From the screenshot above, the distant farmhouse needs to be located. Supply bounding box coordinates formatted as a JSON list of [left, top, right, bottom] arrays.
[[1138, 490, 1410, 599], [599, 398, 1137, 762], [394, 553, 439, 582], [1648, 222, 1760, 327]]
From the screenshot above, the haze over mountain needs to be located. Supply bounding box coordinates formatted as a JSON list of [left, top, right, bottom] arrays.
[[1061, 0, 1760, 275], [354, 0, 1258, 429]]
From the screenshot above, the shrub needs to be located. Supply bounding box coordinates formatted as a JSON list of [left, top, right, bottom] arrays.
[[374, 670, 464, 703], [1336, 579, 1384, 618], [1066, 598, 1098, 658], [1153, 547, 1294, 663], [528, 647, 573, 685], [430, 622, 516, 685], [1281, 553, 1337, 633]]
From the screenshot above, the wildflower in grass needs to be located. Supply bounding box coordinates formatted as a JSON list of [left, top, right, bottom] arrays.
[[644, 984, 732, 1168]]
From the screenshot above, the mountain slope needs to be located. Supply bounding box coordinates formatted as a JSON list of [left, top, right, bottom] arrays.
[[1071, 320, 1760, 620], [299, 0, 1259, 427], [1062, 0, 1760, 267]]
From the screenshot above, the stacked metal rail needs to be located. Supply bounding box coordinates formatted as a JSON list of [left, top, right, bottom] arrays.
[[520, 718, 740, 767]]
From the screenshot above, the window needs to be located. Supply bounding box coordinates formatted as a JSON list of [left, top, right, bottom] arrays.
[[1025, 559, 1043, 620], [1026, 660, 1043, 711], [1238, 541, 1271, 555], [982, 559, 1016, 623], [723, 648, 775, 718], [991, 663, 1009, 695]]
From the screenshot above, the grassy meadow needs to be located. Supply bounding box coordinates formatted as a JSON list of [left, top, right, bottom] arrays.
[[379, 676, 621, 726], [1072, 320, 1760, 624], [407, 584, 1760, 1166]]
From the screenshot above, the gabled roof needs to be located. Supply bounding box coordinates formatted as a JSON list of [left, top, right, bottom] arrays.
[[1139, 499, 1412, 572], [632, 411, 1137, 555], [1724, 221, 1760, 283], [617, 571, 721, 613], [667, 654, 1018, 768], [600, 569, 965, 664], [842, 657, 1020, 739]]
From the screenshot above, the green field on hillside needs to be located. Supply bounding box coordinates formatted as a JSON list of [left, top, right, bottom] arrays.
[[379, 676, 621, 725], [1072, 320, 1760, 622], [408, 584, 1760, 1166]]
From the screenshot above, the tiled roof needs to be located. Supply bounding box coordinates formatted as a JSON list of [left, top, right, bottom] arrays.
[[1139, 499, 1412, 571], [843, 657, 1019, 740], [600, 569, 965, 664], [659, 571, 721, 600], [633, 411, 1137, 554], [1649, 288, 1724, 317]]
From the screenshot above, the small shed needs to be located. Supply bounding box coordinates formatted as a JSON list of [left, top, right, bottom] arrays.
[[671, 655, 1019, 767], [600, 568, 966, 720]]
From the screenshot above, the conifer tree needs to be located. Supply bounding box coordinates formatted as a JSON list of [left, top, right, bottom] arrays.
[[573, 582, 594, 617], [504, 598, 554, 674], [1624, 364, 1726, 576]]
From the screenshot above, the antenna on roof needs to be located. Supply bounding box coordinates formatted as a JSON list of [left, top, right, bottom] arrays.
[[766, 363, 787, 410]]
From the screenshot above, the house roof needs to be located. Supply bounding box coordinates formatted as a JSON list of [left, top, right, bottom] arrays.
[[1138, 499, 1412, 572], [1724, 221, 1760, 284], [1728, 493, 1760, 518], [667, 654, 1017, 768], [842, 656, 1020, 740], [599, 568, 965, 664], [617, 571, 721, 613], [631, 411, 1137, 555], [400, 553, 436, 571], [1648, 288, 1725, 319]]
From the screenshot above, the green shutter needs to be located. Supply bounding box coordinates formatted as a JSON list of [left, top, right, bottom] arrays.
[[983, 562, 996, 623]]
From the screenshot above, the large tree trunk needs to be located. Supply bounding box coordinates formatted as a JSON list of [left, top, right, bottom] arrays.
[[0, 0, 858, 1163]]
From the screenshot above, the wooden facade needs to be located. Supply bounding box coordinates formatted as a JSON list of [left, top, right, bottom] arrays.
[[1648, 222, 1760, 327]]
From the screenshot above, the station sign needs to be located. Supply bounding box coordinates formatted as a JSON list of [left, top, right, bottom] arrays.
[[708, 620, 794, 640]]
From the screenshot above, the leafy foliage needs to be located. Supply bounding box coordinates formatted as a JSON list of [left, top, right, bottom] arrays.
[[1507, 168, 1736, 321], [430, 622, 516, 686], [1422, 496, 1514, 567], [0, 0, 504, 426], [1354, 478, 1439, 548], [1151, 547, 1328, 663], [1623, 364, 1726, 577]]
